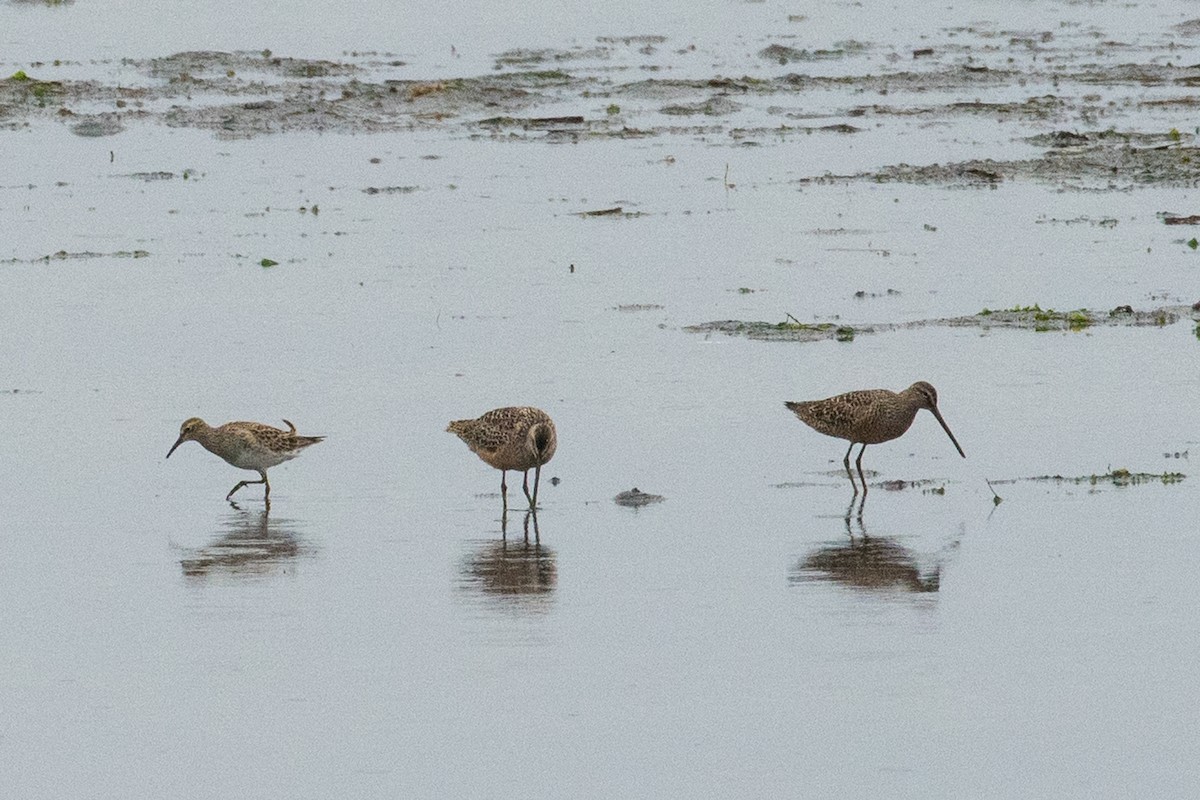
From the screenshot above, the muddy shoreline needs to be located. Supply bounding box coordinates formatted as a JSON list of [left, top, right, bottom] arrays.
[[6, 40, 1200, 186]]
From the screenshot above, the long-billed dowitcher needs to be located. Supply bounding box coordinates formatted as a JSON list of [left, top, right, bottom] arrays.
[[166, 418, 324, 505], [447, 406, 557, 510], [785, 381, 965, 496]]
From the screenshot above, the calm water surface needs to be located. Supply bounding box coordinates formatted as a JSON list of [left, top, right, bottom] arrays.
[[1, 1, 1199, 797]]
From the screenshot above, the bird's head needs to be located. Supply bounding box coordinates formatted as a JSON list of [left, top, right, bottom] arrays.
[[167, 417, 206, 458]]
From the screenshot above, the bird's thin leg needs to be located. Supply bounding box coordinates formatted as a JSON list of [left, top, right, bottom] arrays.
[[522, 470, 533, 505], [226, 473, 267, 502], [856, 444, 869, 498], [501, 471, 509, 512], [843, 442, 859, 495]]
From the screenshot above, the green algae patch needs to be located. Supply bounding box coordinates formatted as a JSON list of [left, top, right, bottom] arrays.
[[3, 71, 65, 103], [977, 304, 1095, 331]]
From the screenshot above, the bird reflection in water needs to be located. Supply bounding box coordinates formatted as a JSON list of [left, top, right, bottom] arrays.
[[180, 503, 311, 581], [460, 510, 557, 603], [791, 503, 941, 595]]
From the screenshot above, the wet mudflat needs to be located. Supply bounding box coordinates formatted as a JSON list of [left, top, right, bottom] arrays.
[[1, 0, 1199, 797]]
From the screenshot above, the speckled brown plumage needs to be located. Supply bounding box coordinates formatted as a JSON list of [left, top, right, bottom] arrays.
[[447, 406, 557, 509], [785, 381, 964, 495], [166, 417, 324, 506]]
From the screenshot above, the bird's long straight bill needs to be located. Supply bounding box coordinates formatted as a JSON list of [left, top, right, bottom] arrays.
[[166, 438, 185, 459], [930, 407, 966, 458]]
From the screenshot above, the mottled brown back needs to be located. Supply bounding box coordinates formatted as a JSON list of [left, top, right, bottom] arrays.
[[447, 406, 557, 472], [786, 388, 919, 445]]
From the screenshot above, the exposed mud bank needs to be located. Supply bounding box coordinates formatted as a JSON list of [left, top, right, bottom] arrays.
[[2, 42, 1200, 193], [686, 305, 1198, 343]]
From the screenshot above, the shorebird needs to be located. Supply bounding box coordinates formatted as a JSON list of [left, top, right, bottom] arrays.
[[785, 381, 964, 496], [447, 406, 557, 510], [166, 418, 324, 505]]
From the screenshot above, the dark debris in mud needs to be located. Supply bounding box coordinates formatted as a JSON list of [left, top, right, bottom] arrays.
[[686, 304, 1197, 342], [1161, 213, 1200, 225], [614, 488, 666, 507], [804, 141, 1200, 189], [574, 206, 647, 219], [142, 50, 358, 80], [69, 113, 125, 137], [2, 249, 151, 264], [1034, 215, 1118, 227], [730, 122, 861, 140], [613, 304, 665, 312], [879, 479, 947, 494], [759, 42, 870, 65], [1026, 129, 1190, 148], [773, 475, 948, 495], [123, 170, 178, 181], [661, 95, 742, 117], [362, 185, 420, 195], [494, 47, 610, 68], [994, 469, 1186, 488]]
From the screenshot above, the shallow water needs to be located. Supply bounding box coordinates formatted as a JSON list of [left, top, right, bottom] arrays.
[[2, 1, 1200, 797]]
